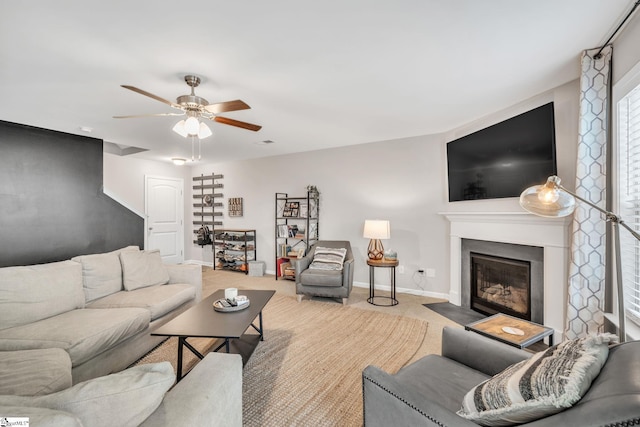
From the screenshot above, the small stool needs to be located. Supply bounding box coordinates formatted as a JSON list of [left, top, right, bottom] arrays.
[[248, 261, 266, 276]]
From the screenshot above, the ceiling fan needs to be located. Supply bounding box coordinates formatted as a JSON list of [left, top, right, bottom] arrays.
[[113, 75, 262, 136]]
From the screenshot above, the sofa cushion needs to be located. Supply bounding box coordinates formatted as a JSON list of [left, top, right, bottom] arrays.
[[72, 245, 139, 303], [120, 249, 170, 291], [0, 260, 84, 331], [457, 333, 616, 426], [0, 362, 175, 427], [0, 308, 150, 366], [88, 284, 196, 321], [0, 406, 82, 427], [308, 247, 347, 271], [299, 268, 344, 287], [0, 348, 72, 396]]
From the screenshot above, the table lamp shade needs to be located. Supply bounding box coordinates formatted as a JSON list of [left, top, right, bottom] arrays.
[[364, 220, 390, 260]]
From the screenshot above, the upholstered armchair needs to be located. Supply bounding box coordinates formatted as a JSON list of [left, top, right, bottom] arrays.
[[294, 241, 354, 305]]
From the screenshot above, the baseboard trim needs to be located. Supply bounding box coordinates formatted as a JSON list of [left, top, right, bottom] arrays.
[[184, 259, 214, 267], [352, 281, 448, 300], [201, 267, 449, 300]]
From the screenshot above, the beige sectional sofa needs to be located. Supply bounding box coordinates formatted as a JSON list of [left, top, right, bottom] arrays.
[[0, 246, 202, 384], [0, 347, 242, 426]]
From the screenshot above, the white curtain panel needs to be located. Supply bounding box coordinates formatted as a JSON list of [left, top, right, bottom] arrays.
[[565, 45, 612, 340]]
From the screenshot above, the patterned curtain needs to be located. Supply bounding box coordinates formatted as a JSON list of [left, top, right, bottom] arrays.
[[565, 46, 613, 340]]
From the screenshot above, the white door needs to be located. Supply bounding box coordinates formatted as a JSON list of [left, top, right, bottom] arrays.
[[145, 176, 184, 264]]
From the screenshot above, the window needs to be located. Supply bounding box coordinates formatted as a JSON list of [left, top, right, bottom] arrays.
[[617, 81, 640, 325]]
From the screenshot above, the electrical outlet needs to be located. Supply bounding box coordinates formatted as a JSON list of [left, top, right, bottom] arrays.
[[398, 265, 405, 274], [425, 268, 436, 278]]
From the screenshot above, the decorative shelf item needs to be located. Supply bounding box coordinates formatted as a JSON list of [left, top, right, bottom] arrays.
[[274, 190, 319, 281]]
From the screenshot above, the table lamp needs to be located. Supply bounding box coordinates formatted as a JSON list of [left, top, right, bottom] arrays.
[[520, 175, 640, 342], [363, 220, 390, 260]]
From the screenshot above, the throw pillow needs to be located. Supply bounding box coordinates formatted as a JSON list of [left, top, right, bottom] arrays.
[[0, 362, 175, 427], [309, 247, 348, 271], [120, 249, 170, 291], [72, 245, 139, 302], [457, 333, 617, 426]]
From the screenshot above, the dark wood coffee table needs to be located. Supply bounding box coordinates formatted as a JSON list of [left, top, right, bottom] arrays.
[[152, 289, 275, 381]]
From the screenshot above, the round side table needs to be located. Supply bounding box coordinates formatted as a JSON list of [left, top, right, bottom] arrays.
[[367, 259, 399, 306]]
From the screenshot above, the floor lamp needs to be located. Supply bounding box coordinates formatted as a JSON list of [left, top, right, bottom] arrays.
[[520, 175, 640, 342]]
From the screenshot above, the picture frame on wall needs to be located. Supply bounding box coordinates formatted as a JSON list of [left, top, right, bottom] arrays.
[[228, 197, 243, 217]]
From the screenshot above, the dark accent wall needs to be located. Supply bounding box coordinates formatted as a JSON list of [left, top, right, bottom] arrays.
[[0, 120, 144, 267]]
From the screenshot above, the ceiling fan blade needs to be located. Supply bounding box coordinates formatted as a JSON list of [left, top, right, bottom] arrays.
[[204, 99, 251, 114], [121, 85, 181, 109], [113, 112, 185, 119], [214, 116, 262, 132]]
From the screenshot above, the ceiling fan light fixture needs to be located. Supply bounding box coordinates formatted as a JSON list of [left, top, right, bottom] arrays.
[[198, 122, 212, 139], [184, 116, 200, 135], [172, 120, 188, 138]]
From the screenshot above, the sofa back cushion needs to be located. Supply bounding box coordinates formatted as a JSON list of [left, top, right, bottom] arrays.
[[120, 249, 170, 291], [72, 246, 139, 303], [0, 260, 84, 330]]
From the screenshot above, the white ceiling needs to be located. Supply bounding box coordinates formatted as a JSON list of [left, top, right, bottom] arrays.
[[0, 1, 634, 164]]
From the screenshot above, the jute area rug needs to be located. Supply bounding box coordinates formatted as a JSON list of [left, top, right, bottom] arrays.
[[136, 294, 428, 426]]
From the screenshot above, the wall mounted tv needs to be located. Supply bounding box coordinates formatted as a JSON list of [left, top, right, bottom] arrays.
[[447, 102, 557, 202]]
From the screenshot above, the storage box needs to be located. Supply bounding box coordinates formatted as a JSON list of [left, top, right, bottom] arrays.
[[249, 261, 266, 277]]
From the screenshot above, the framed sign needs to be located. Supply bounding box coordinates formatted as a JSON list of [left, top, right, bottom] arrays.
[[229, 197, 243, 217]]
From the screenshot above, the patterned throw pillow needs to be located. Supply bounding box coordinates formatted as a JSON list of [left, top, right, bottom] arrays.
[[309, 247, 348, 271], [457, 333, 618, 426]]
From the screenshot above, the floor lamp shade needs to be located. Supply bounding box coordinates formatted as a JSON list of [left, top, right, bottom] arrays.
[[363, 220, 390, 260], [519, 176, 576, 218], [520, 175, 640, 342]]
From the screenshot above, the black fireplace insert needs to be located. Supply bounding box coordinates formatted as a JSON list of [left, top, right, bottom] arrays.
[[470, 252, 531, 321]]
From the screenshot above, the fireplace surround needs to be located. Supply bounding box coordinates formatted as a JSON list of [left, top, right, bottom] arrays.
[[441, 211, 571, 335], [462, 239, 544, 323]]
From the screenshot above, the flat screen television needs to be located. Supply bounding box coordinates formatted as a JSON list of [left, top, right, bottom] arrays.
[[447, 102, 557, 202]]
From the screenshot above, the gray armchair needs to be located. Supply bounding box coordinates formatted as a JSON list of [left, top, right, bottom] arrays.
[[363, 326, 640, 426], [294, 241, 354, 305]]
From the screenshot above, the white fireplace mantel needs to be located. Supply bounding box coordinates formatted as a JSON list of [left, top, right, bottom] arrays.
[[439, 211, 572, 334]]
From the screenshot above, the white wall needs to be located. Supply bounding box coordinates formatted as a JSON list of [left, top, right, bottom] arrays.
[[103, 78, 579, 300], [100, 13, 639, 308], [613, 12, 640, 86], [182, 80, 580, 299], [188, 133, 449, 297], [103, 153, 188, 217]]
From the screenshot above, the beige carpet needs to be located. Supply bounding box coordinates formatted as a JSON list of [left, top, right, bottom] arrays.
[[136, 292, 428, 426]]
